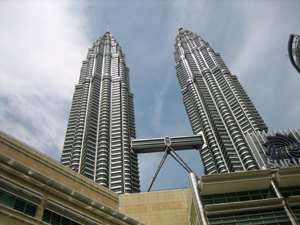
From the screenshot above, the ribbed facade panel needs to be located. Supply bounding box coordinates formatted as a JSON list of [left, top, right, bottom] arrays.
[[61, 31, 140, 194], [174, 28, 268, 175]]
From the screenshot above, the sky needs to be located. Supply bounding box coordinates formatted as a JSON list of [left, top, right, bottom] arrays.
[[1, 0, 300, 192]]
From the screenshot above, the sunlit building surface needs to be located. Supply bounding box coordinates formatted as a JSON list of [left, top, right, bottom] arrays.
[[188, 168, 300, 225], [60, 30, 139, 194], [0, 131, 142, 225], [1, 131, 299, 225], [173, 26, 268, 175]]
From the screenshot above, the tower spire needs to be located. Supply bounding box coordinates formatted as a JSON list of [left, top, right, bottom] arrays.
[[176, 20, 183, 31], [107, 23, 109, 32]]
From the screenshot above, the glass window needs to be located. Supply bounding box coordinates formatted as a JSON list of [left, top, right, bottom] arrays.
[[237, 191, 248, 196], [2, 192, 15, 208], [234, 212, 247, 216], [42, 209, 81, 225], [201, 195, 212, 200], [282, 192, 291, 198], [213, 194, 225, 198], [61, 217, 71, 225], [210, 219, 222, 224], [236, 216, 248, 221], [292, 190, 300, 196], [264, 189, 274, 199], [222, 218, 235, 222], [263, 218, 277, 223], [289, 186, 300, 191], [208, 215, 221, 219], [238, 196, 251, 201], [249, 191, 260, 195], [202, 189, 274, 206], [208, 208, 290, 225], [13, 198, 26, 212], [71, 221, 80, 225], [214, 198, 226, 204], [0, 189, 4, 200], [248, 215, 261, 219], [277, 217, 289, 221], [225, 192, 237, 198], [25, 202, 37, 217], [42, 209, 52, 223], [251, 195, 262, 200], [51, 212, 61, 225], [227, 197, 239, 202], [202, 199, 214, 206]]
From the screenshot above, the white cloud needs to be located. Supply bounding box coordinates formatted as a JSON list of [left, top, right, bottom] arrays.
[[0, 1, 89, 160], [224, 2, 300, 131], [151, 71, 173, 131], [229, 4, 281, 79]]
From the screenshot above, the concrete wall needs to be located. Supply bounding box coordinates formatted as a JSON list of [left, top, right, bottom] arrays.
[[120, 189, 190, 225]]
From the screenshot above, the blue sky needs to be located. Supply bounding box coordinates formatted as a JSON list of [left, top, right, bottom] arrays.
[[1, 0, 299, 192]]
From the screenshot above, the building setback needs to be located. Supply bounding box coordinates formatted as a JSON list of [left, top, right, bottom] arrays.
[[61, 30, 139, 194], [173, 27, 268, 175]]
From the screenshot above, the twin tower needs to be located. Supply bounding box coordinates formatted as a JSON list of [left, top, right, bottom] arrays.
[[60, 27, 268, 194]]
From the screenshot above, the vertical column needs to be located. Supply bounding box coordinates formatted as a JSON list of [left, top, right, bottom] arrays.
[[270, 180, 298, 225], [188, 173, 208, 225], [121, 83, 132, 193], [96, 74, 111, 187], [71, 79, 90, 173], [35, 195, 48, 220], [96, 37, 111, 187]]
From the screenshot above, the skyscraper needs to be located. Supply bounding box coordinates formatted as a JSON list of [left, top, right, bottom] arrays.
[[61, 30, 140, 194], [173, 26, 268, 175]]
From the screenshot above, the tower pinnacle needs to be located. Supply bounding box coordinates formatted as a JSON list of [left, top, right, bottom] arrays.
[[176, 20, 183, 31]]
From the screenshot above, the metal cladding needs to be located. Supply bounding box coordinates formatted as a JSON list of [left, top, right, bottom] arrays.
[[61, 31, 139, 194], [131, 135, 204, 153], [288, 34, 300, 74], [174, 28, 268, 175]]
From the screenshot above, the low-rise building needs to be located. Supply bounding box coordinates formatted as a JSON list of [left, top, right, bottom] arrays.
[[1, 130, 300, 225]]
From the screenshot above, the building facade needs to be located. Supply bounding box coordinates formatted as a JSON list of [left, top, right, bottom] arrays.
[[61, 30, 139, 194], [173, 27, 268, 175], [1, 130, 300, 225], [188, 168, 300, 225], [0, 131, 143, 225]]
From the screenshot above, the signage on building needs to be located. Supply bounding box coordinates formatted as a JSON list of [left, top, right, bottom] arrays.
[[263, 133, 300, 168]]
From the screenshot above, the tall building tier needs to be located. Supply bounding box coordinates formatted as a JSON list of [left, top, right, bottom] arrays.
[[61, 31, 140, 194], [174, 27, 268, 175]]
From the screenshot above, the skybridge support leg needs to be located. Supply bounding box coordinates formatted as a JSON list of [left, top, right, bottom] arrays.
[[147, 148, 169, 192]]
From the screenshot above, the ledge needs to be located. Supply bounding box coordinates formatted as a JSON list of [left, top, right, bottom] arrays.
[[275, 166, 300, 187], [205, 198, 284, 215], [287, 195, 300, 206], [199, 170, 272, 195]]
